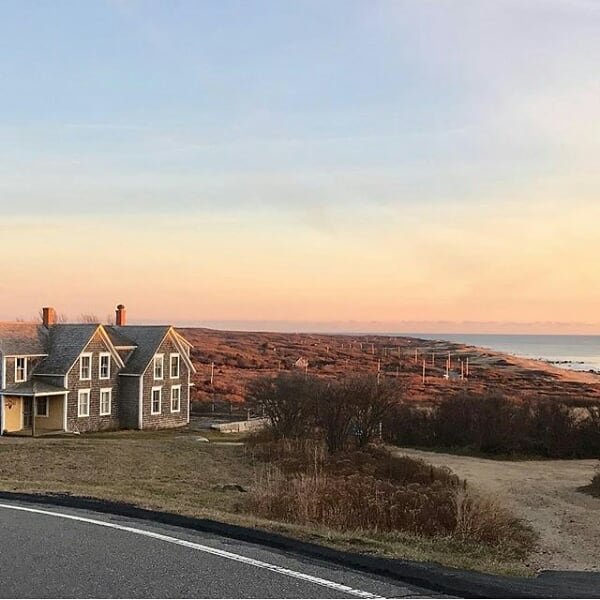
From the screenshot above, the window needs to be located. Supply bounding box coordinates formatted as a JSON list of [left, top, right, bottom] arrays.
[[80, 353, 92, 380], [78, 389, 90, 417], [15, 357, 27, 382], [100, 388, 112, 416], [170, 354, 180, 379], [171, 386, 181, 413], [151, 387, 162, 415], [36, 397, 48, 417], [153, 354, 164, 380], [99, 353, 111, 380]]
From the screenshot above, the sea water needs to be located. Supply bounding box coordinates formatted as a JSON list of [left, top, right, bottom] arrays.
[[409, 334, 600, 372]]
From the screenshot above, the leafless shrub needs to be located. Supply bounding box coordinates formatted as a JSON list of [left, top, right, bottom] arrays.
[[246, 373, 319, 439], [248, 373, 401, 453], [246, 440, 534, 555], [385, 393, 600, 458], [453, 488, 536, 552]]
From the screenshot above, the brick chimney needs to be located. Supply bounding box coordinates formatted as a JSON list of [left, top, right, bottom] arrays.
[[115, 304, 127, 326], [42, 307, 57, 328]]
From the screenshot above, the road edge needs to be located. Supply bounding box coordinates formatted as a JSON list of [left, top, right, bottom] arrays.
[[0, 491, 594, 599]]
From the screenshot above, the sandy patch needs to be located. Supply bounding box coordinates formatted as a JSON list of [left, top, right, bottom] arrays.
[[393, 447, 600, 572]]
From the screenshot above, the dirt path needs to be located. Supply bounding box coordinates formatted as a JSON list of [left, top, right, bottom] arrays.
[[393, 448, 600, 573]]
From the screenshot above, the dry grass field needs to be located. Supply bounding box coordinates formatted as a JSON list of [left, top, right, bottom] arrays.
[[0, 429, 533, 576]]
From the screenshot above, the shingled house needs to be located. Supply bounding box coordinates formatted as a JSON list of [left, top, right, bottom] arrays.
[[0, 306, 195, 435]]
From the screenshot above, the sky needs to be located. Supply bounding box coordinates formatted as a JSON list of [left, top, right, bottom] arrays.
[[1, 0, 599, 332]]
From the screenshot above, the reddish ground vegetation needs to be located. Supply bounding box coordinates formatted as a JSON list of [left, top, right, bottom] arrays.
[[183, 328, 600, 408]]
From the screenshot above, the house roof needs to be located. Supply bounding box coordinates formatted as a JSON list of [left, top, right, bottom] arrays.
[[105, 327, 137, 349], [106, 325, 171, 375], [1, 378, 68, 397], [0, 323, 47, 356], [0, 321, 194, 379], [35, 324, 99, 375]]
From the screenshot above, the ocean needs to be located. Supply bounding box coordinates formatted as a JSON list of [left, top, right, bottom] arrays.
[[409, 334, 600, 372]]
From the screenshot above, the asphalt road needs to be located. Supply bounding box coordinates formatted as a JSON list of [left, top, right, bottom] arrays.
[[0, 501, 447, 598]]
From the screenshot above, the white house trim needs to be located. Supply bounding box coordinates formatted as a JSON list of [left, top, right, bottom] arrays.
[[187, 370, 191, 424], [169, 353, 180, 379], [153, 354, 164, 380], [138, 376, 144, 430], [79, 353, 92, 381], [14, 356, 28, 383], [170, 385, 181, 413], [151, 386, 162, 415], [99, 353, 111, 380], [1, 356, 6, 435], [77, 389, 91, 417], [99, 388, 112, 416]]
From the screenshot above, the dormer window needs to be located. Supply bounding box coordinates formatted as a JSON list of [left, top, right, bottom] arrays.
[[15, 357, 27, 383], [153, 354, 164, 380], [80, 353, 92, 380]]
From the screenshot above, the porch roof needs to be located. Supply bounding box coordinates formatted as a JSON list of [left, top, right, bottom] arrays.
[[1, 379, 68, 397]]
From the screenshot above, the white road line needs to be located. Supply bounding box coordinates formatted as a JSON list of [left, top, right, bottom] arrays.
[[0, 503, 386, 599]]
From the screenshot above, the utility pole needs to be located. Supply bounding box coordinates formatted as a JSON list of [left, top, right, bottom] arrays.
[[210, 362, 215, 386], [432, 352, 435, 367], [466, 357, 470, 377], [422, 359, 426, 384]]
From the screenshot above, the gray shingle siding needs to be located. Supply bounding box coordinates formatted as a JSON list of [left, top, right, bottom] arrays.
[[140, 335, 190, 430], [65, 330, 121, 433], [0, 322, 194, 434]]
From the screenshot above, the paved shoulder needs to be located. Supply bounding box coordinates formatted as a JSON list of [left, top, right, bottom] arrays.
[[0, 501, 444, 599]]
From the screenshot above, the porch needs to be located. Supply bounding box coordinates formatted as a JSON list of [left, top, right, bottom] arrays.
[[1, 380, 68, 437]]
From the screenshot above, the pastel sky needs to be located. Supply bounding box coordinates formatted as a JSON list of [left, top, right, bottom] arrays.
[[1, 0, 599, 332]]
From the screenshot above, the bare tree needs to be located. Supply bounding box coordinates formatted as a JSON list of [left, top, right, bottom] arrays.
[[348, 376, 400, 448], [315, 380, 355, 453], [247, 373, 318, 438], [78, 313, 100, 324]]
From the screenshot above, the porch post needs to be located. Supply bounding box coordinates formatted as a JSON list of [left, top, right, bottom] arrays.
[[63, 392, 68, 432], [31, 396, 36, 438]]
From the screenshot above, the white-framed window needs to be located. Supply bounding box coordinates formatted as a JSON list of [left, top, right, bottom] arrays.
[[151, 387, 162, 415], [171, 385, 181, 413], [78, 389, 91, 417], [15, 357, 27, 383], [99, 353, 111, 380], [153, 354, 164, 380], [80, 353, 92, 381], [170, 353, 180, 379], [36, 397, 49, 417], [100, 388, 112, 416]]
